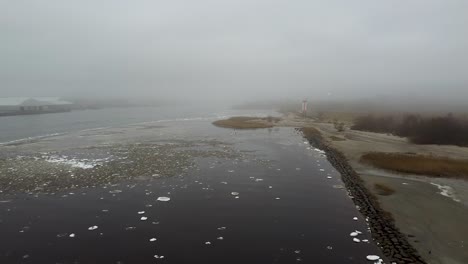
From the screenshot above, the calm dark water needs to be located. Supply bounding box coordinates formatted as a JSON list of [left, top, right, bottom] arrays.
[[0, 118, 384, 264]]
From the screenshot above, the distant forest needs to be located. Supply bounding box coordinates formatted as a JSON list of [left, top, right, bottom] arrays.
[[352, 114, 468, 147]]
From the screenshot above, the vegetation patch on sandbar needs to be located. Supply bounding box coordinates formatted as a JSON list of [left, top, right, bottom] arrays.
[[361, 152, 468, 179], [212, 116, 280, 129], [374, 183, 396, 196]]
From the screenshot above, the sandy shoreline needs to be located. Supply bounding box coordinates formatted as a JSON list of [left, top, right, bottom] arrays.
[[279, 113, 468, 264]]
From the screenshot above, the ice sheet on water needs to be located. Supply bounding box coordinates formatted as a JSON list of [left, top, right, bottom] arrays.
[[157, 197, 171, 202]]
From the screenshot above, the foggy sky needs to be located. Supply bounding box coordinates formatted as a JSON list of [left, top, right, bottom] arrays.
[[1, 0, 468, 103]]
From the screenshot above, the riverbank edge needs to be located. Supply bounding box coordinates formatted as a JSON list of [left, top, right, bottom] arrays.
[[297, 127, 426, 264]]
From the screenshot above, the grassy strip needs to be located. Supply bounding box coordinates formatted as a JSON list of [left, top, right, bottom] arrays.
[[212, 116, 279, 129], [374, 183, 396, 196], [300, 127, 322, 139], [361, 152, 468, 179]]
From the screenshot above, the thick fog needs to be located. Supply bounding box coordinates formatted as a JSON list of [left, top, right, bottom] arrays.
[[1, 0, 467, 103]]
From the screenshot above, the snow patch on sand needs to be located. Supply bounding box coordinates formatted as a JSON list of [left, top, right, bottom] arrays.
[[430, 183, 460, 202]]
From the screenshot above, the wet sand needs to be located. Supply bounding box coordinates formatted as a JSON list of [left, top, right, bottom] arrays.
[[0, 119, 384, 263]]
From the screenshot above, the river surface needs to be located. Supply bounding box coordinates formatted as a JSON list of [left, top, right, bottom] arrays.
[[0, 107, 384, 263]]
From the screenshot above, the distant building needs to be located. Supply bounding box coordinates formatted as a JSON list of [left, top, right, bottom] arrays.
[[0, 97, 73, 116]]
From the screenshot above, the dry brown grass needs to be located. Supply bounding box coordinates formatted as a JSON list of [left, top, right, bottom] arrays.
[[330, 135, 346, 141], [374, 183, 396, 196], [300, 127, 322, 140], [361, 152, 468, 179], [212, 116, 279, 129]]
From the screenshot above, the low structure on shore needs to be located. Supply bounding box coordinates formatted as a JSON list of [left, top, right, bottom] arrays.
[[0, 97, 73, 116]]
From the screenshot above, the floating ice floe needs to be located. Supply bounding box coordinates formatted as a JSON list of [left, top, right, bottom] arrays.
[[350, 232, 359, 237], [353, 238, 361, 243], [157, 197, 171, 202], [69, 233, 75, 238], [138, 211, 145, 215], [149, 238, 157, 242], [88, 226, 98, 231], [141, 217, 148, 221], [366, 255, 380, 261], [45, 155, 107, 169], [231, 192, 239, 196]]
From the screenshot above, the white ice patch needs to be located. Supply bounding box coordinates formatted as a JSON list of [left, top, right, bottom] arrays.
[[366, 255, 380, 261], [45, 155, 108, 169], [430, 183, 460, 202], [157, 197, 171, 202]]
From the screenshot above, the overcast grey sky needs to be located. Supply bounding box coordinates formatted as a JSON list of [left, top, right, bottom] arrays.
[[1, 0, 467, 103]]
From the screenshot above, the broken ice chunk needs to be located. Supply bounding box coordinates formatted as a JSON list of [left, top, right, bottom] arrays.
[[366, 255, 380, 261], [157, 197, 170, 202]]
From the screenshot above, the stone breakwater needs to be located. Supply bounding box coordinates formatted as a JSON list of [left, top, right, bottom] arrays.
[[298, 128, 426, 264]]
